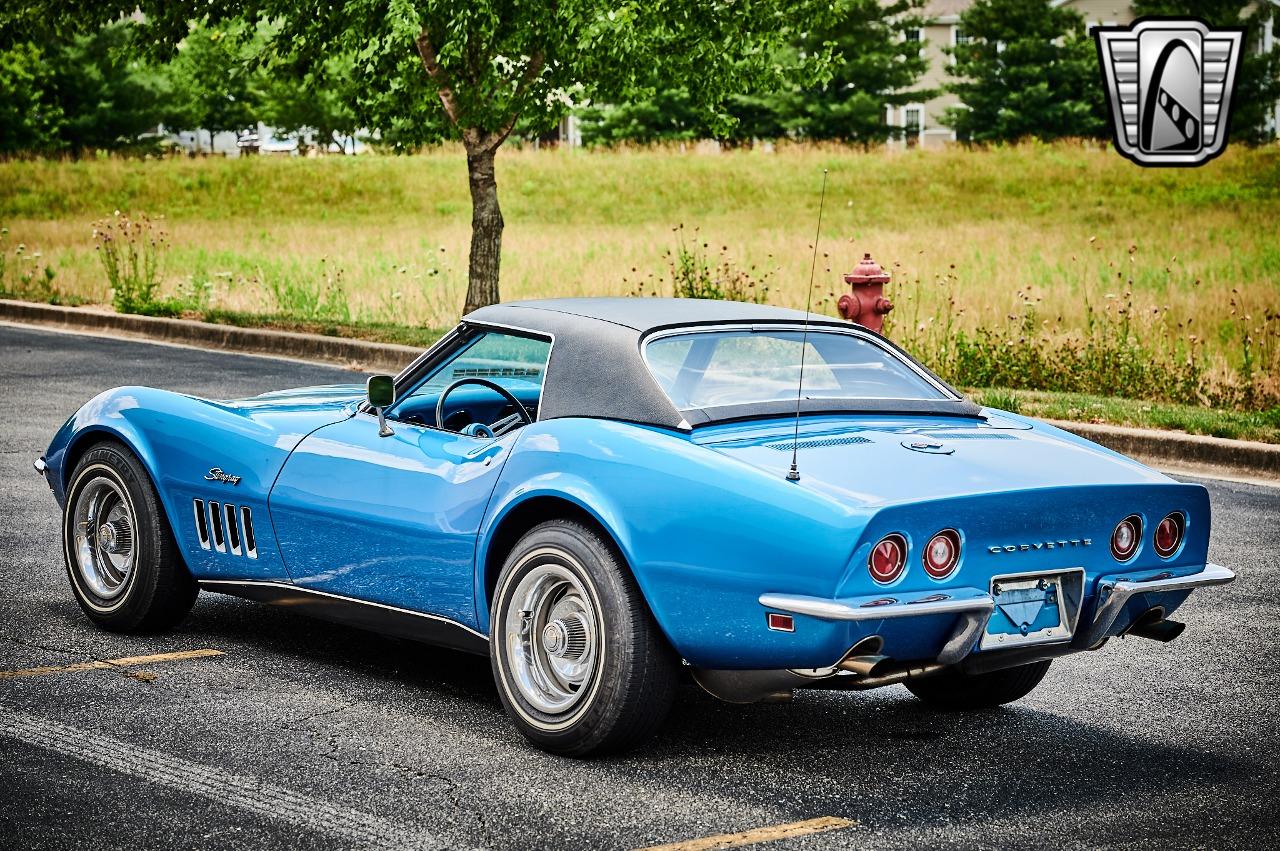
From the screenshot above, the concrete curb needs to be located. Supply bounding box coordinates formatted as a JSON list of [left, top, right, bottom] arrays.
[[1046, 419, 1280, 485], [0, 298, 420, 374], [3, 298, 1275, 484]]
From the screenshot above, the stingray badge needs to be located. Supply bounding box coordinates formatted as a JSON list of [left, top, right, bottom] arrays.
[[1094, 18, 1244, 167]]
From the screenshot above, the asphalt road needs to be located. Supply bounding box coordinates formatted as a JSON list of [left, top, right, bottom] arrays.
[[2, 322, 1277, 851]]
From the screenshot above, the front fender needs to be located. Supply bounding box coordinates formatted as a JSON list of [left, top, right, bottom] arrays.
[[44, 386, 349, 581]]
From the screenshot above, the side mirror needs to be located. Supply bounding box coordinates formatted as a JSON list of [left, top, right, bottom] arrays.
[[366, 375, 396, 437]]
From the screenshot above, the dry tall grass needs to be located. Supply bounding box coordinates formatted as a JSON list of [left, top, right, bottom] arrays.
[[1, 141, 1276, 404]]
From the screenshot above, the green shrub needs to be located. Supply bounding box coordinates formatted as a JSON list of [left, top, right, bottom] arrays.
[[634, 225, 771, 304], [93, 211, 166, 313], [0, 226, 61, 303]]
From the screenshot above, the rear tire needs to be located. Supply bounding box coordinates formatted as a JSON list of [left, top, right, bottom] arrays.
[[905, 660, 1051, 710], [62, 441, 198, 632], [490, 519, 678, 757]]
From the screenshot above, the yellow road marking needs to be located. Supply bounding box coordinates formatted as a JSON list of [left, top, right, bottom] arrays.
[[0, 649, 223, 680], [637, 816, 857, 851]]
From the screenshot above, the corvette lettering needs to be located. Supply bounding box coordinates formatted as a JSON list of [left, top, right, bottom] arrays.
[[988, 539, 1092, 554], [204, 467, 242, 486]]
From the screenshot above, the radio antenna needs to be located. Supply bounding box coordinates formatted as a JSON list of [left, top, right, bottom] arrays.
[[787, 168, 829, 483]]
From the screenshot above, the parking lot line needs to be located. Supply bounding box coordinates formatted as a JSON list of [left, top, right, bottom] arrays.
[[638, 816, 857, 851], [0, 648, 223, 680], [0, 707, 468, 851]]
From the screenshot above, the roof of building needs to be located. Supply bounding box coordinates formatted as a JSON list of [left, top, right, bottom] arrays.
[[923, 0, 972, 19]]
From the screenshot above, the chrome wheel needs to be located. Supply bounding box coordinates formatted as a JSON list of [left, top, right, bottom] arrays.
[[71, 474, 136, 601], [502, 559, 601, 717]]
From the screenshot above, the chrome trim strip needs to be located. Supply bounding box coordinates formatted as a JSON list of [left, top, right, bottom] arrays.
[[193, 499, 210, 550], [1077, 562, 1235, 649], [240, 506, 257, 559], [759, 587, 995, 622], [198, 580, 489, 655], [208, 500, 225, 553], [224, 503, 242, 556]]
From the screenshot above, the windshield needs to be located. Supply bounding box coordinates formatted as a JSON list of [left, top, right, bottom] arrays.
[[645, 328, 948, 410]]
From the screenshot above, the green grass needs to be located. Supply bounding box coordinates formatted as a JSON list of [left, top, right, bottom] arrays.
[[972, 388, 1280, 444], [183, 308, 447, 348]]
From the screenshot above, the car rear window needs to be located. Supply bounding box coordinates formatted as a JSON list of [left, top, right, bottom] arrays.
[[644, 328, 947, 410]]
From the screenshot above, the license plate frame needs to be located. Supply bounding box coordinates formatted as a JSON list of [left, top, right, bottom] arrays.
[[980, 568, 1085, 651]]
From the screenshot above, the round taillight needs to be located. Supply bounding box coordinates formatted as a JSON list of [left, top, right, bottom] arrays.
[[923, 529, 961, 579], [1154, 512, 1184, 558], [1111, 515, 1141, 561], [869, 534, 908, 584]]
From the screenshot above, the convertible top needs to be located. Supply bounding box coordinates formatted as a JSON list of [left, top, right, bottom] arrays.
[[462, 298, 981, 430]]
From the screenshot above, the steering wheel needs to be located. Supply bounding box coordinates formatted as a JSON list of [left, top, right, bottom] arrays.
[[435, 377, 533, 437]]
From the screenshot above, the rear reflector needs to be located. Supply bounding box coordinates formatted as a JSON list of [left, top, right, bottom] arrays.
[[767, 613, 795, 632], [923, 529, 961, 579], [869, 533, 908, 584], [1111, 515, 1141, 561], [1154, 512, 1185, 558]]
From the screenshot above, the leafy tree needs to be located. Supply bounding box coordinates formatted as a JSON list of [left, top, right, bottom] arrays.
[[44, 23, 171, 152], [580, 1, 930, 147], [35, 1, 827, 313], [0, 23, 169, 154], [782, 0, 931, 143], [0, 42, 62, 153], [1132, 0, 1279, 144], [257, 51, 362, 153], [162, 23, 259, 152], [943, 0, 1107, 143], [578, 89, 711, 146]]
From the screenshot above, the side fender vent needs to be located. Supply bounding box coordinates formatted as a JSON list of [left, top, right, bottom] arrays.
[[208, 501, 226, 552], [193, 499, 210, 550], [240, 506, 258, 559], [193, 499, 257, 559]]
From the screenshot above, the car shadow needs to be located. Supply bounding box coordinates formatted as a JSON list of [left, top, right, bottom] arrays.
[[170, 592, 1259, 839]]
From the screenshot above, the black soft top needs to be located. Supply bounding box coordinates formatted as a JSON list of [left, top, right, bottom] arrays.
[[463, 298, 980, 430]]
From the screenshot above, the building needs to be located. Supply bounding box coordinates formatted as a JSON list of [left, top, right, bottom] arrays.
[[895, 0, 1278, 149]]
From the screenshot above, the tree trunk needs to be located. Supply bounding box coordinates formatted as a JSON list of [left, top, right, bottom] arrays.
[[463, 146, 503, 314]]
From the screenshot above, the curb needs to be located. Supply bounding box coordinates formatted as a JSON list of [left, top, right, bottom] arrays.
[[1046, 419, 1280, 486], [0, 298, 420, 374], [3, 298, 1275, 485]]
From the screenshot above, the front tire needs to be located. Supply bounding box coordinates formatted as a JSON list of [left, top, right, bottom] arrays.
[[62, 441, 198, 632], [490, 519, 677, 757], [905, 660, 1051, 710]]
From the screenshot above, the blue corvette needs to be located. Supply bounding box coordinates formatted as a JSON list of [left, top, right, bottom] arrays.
[[36, 298, 1234, 755]]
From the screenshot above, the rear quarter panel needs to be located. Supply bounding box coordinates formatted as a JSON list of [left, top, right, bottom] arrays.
[[479, 418, 876, 667]]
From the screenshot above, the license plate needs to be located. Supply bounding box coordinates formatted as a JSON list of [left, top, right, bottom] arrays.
[[980, 570, 1082, 651]]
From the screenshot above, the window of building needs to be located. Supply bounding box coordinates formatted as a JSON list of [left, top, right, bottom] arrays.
[[905, 27, 923, 56], [904, 107, 922, 148]]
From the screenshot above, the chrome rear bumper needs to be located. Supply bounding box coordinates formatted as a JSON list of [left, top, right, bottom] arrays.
[[758, 587, 994, 622], [1074, 562, 1235, 649], [758, 587, 995, 666], [760, 561, 1235, 664]]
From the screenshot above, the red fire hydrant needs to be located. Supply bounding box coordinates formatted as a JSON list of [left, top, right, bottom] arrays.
[[837, 253, 893, 334]]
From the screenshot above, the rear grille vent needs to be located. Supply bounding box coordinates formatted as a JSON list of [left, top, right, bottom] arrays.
[[907, 432, 1015, 440], [193, 498, 257, 559], [764, 435, 872, 452]]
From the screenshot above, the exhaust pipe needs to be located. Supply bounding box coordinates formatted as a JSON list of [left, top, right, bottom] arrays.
[[1129, 618, 1186, 642], [1124, 607, 1186, 643], [838, 655, 894, 677]]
